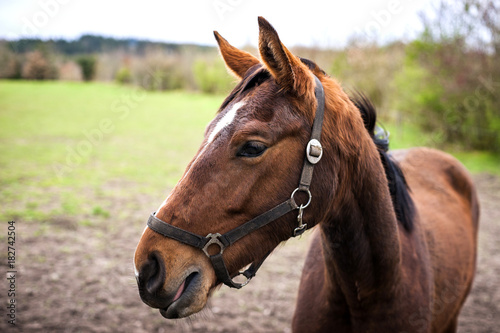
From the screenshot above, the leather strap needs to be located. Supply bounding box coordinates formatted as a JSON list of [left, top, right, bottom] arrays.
[[147, 199, 297, 251], [299, 75, 325, 190], [209, 252, 270, 289], [148, 214, 208, 249], [221, 199, 297, 245]]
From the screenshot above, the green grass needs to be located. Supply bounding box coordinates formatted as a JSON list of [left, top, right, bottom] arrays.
[[0, 80, 221, 219], [385, 122, 500, 175], [0, 80, 220, 186], [0, 80, 498, 221]]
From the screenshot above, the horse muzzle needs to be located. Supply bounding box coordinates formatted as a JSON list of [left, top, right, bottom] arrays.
[[135, 237, 214, 318]]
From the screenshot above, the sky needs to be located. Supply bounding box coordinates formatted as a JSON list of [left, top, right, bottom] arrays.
[[0, 0, 436, 48]]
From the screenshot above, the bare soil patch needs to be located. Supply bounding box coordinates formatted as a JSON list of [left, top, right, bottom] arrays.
[[1, 174, 498, 332]]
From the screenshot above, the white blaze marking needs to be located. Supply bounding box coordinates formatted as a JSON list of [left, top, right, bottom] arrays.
[[138, 102, 244, 279], [207, 101, 244, 144], [156, 101, 245, 212]]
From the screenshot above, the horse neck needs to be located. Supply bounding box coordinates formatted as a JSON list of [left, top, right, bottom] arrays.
[[319, 96, 401, 307]]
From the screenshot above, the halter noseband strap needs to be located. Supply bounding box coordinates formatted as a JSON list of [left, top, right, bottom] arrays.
[[147, 75, 325, 289]]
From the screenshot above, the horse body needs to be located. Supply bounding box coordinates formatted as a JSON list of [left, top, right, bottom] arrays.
[[134, 17, 479, 332], [293, 147, 479, 332]]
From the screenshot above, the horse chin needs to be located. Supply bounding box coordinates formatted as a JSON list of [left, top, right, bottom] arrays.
[[159, 271, 210, 319]]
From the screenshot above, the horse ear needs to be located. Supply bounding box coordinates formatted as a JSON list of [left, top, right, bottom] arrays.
[[257, 16, 311, 95], [214, 31, 260, 79]]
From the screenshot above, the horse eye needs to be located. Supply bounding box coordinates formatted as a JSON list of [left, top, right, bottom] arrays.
[[237, 141, 267, 158]]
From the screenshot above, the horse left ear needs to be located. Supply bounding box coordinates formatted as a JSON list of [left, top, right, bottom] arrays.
[[214, 31, 260, 79], [257, 16, 311, 96]]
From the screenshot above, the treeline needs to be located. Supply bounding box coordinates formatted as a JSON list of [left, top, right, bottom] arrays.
[[0, 0, 498, 152], [6, 34, 211, 55], [0, 35, 230, 92]]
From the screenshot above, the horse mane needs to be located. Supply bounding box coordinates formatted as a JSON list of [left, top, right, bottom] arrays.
[[301, 55, 415, 232], [351, 93, 415, 232]]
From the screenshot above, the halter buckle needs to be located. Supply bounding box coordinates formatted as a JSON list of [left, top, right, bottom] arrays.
[[306, 139, 323, 164], [202, 233, 225, 257]]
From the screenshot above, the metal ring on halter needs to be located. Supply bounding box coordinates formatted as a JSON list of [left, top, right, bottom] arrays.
[[290, 188, 312, 209], [202, 233, 225, 257], [232, 271, 253, 288]]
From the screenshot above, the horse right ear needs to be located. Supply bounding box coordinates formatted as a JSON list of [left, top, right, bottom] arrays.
[[257, 17, 312, 96], [214, 31, 260, 79]]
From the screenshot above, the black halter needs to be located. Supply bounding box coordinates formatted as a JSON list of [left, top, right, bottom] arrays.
[[147, 75, 325, 289]]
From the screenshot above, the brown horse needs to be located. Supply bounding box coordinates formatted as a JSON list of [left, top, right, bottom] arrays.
[[134, 17, 479, 332]]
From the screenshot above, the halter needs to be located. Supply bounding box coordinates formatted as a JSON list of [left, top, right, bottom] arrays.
[[147, 75, 325, 289]]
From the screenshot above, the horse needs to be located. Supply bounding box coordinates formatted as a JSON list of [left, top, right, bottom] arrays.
[[134, 17, 479, 332]]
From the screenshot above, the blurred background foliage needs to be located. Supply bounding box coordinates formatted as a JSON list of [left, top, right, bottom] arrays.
[[1, 0, 498, 152]]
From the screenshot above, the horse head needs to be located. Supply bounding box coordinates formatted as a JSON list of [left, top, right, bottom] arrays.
[[134, 17, 357, 319]]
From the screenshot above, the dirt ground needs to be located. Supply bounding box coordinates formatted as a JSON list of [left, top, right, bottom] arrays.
[[1, 174, 499, 332]]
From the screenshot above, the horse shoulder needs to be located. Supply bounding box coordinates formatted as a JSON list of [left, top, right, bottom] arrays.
[[391, 147, 479, 330]]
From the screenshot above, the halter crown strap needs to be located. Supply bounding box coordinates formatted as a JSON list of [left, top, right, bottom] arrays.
[[299, 75, 325, 190], [146, 75, 325, 289]]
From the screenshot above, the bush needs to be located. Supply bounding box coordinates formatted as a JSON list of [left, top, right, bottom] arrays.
[[133, 54, 186, 91], [76, 55, 96, 81], [22, 50, 58, 80], [0, 44, 22, 79], [58, 61, 82, 81], [1, 57, 22, 79], [115, 67, 132, 84], [193, 58, 233, 94], [392, 0, 500, 151], [328, 43, 405, 114]]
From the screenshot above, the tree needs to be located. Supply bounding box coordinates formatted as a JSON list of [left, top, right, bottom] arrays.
[[395, 0, 500, 151], [76, 55, 97, 81], [22, 50, 57, 80]]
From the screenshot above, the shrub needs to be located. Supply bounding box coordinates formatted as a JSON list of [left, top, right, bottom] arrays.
[[328, 43, 405, 115], [0, 44, 22, 79], [133, 54, 186, 91], [1, 57, 22, 79], [22, 50, 58, 80], [392, 0, 500, 151], [115, 67, 132, 84], [58, 61, 82, 81], [76, 55, 97, 81], [192, 58, 233, 94]]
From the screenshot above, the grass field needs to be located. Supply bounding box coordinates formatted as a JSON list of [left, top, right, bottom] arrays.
[[0, 80, 498, 223], [0, 80, 221, 222]]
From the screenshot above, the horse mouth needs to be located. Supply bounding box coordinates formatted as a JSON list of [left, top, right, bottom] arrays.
[[160, 271, 201, 319]]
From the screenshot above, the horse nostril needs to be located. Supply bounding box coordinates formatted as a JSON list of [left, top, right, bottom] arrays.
[[140, 252, 166, 295]]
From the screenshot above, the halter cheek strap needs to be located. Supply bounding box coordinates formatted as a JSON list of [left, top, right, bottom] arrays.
[[147, 75, 325, 289]]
